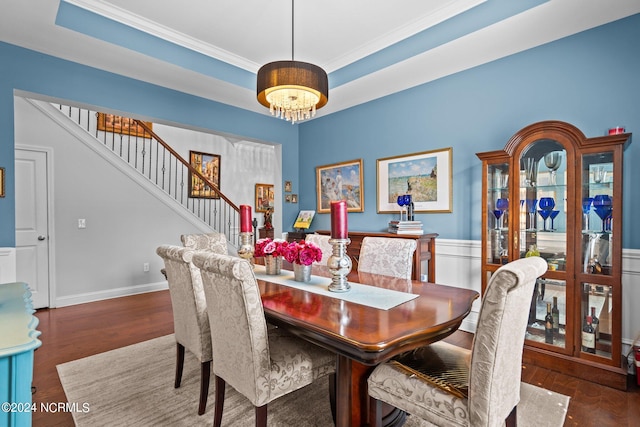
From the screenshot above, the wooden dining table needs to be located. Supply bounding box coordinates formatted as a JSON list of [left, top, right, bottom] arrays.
[[256, 265, 479, 427]]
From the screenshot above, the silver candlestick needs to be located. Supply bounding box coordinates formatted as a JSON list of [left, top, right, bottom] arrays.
[[237, 232, 254, 265], [327, 238, 352, 292]]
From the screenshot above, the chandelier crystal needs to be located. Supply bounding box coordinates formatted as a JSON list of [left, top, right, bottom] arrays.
[[256, 1, 328, 124]]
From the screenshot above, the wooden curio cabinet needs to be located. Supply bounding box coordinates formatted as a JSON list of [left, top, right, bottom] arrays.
[[476, 121, 631, 390]]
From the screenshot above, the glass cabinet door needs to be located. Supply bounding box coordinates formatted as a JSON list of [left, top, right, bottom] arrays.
[[580, 282, 613, 359], [486, 162, 509, 265], [518, 139, 568, 350], [518, 141, 567, 269], [580, 151, 615, 362], [581, 152, 614, 275]]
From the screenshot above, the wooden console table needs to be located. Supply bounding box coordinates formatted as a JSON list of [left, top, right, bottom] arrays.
[[315, 230, 438, 282]]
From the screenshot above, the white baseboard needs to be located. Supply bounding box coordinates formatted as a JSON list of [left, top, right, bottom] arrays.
[[55, 281, 169, 307], [0, 247, 17, 283]]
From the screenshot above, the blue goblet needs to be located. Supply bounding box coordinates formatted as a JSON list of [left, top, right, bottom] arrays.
[[397, 195, 407, 221], [525, 199, 538, 230], [538, 209, 552, 231], [593, 195, 612, 232], [495, 198, 509, 229], [493, 210, 503, 230], [403, 194, 413, 220], [582, 197, 593, 231], [550, 210, 560, 231], [538, 197, 555, 231]]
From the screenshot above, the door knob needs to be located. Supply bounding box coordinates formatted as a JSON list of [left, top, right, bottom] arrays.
[[38, 235, 46, 241]]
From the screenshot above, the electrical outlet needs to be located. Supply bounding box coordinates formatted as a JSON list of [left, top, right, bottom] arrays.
[[143, 262, 150, 272], [78, 218, 86, 229]]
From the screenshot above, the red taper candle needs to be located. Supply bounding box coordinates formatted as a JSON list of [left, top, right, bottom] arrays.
[[330, 200, 348, 239], [240, 205, 252, 232]]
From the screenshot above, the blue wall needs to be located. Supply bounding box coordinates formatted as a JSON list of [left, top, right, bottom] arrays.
[[0, 42, 299, 247], [1, 14, 639, 249], [298, 14, 640, 249]]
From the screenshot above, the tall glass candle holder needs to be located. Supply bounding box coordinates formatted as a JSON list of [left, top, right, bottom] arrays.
[[327, 238, 352, 292], [237, 232, 254, 265]]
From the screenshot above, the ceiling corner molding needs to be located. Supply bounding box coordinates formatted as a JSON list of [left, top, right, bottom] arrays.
[[324, 0, 486, 72], [62, 0, 260, 72]]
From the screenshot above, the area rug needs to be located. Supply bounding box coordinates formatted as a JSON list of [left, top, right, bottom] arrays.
[[58, 335, 569, 427]]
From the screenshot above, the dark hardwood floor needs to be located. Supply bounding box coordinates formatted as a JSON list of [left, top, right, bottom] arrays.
[[32, 290, 639, 426]]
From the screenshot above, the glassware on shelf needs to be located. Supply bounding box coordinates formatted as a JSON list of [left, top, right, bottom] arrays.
[[493, 209, 503, 230], [538, 197, 555, 231], [495, 170, 509, 189], [593, 195, 612, 232], [526, 198, 538, 230], [550, 210, 560, 231], [582, 197, 593, 231], [495, 198, 509, 229], [593, 166, 607, 184], [544, 152, 562, 185], [523, 158, 538, 187]]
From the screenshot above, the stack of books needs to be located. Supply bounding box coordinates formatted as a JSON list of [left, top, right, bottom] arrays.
[[388, 220, 424, 235]]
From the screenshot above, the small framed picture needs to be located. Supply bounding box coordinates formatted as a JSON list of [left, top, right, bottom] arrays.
[[291, 194, 298, 204], [255, 183, 275, 212], [285, 194, 292, 203], [284, 181, 292, 192]]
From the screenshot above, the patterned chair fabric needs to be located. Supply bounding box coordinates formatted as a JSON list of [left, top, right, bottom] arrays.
[[358, 236, 417, 279], [304, 233, 333, 264], [181, 232, 228, 254], [368, 256, 548, 427], [156, 244, 213, 415], [192, 251, 336, 425]]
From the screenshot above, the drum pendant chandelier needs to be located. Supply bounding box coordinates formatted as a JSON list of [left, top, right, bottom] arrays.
[[256, 0, 328, 124]]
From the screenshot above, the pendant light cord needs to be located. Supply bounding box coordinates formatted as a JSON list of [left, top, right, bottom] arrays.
[[291, 0, 294, 60]]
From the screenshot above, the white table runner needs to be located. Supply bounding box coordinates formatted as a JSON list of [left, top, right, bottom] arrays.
[[254, 265, 418, 310]]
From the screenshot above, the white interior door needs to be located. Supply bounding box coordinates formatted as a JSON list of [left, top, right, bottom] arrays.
[[15, 148, 51, 308]]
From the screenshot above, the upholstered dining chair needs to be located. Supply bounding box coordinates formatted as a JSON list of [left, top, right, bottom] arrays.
[[192, 251, 336, 427], [304, 233, 333, 264], [181, 232, 228, 254], [358, 236, 417, 279], [156, 244, 212, 416], [367, 256, 548, 427], [161, 232, 228, 279]]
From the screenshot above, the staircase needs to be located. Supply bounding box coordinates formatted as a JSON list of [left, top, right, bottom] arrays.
[[47, 102, 240, 248]]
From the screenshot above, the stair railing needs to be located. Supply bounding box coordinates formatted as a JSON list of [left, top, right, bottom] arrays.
[[54, 105, 240, 247]]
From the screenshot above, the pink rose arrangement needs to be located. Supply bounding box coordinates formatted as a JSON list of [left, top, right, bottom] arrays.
[[254, 238, 286, 258], [282, 241, 323, 266]]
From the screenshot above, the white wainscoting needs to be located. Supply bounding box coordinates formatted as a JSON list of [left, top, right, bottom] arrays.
[[435, 239, 482, 333], [0, 247, 17, 284]]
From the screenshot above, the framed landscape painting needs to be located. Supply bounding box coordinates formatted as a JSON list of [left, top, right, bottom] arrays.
[[316, 159, 364, 213], [377, 147, 452, 213], [188, 150, 221, 198]]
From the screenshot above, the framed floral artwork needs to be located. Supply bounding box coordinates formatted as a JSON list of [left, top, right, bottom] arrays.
[[315, 159, 364, 213], [377, 147, 452, 213]]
